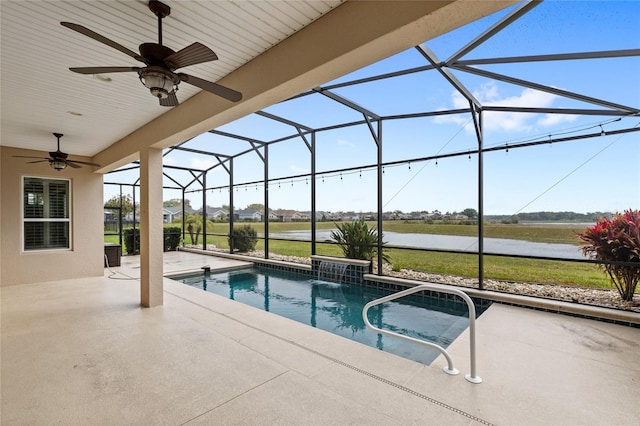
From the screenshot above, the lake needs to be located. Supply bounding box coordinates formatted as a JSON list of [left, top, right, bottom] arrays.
[[266, 230, 585, 260]]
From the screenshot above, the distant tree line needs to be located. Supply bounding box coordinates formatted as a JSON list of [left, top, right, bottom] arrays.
[[486, 211, 611, 223]]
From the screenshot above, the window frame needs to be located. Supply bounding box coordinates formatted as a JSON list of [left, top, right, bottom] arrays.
[[21, 176, 72, 252]]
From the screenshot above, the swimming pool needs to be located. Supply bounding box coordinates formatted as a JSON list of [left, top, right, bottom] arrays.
[[171, 267, 491, 365]]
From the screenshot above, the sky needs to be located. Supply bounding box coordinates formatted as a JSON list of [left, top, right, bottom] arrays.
[[105, 1, 640, 216]]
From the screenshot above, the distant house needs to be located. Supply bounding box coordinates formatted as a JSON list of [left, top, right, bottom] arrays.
[[196, 206, 229, 221], [163, 204, 195, 223], [234, 209, 262, 222], [272, 209, 296, 222], [207, 208, 229, 221], [291, 211, 310, 221], [163, 206, 182, 223]]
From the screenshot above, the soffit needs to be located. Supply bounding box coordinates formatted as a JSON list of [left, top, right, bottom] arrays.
[[0, 0, 343, 156]]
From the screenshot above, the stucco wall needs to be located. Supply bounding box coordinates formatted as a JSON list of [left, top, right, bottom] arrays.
[[1, 146, 104, 286]]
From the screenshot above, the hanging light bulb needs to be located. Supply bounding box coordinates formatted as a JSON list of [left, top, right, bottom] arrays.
[[408, 162, 411, 170], [600, 125, 606, 136]]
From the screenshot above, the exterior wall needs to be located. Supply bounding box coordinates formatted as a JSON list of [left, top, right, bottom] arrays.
[[1, 146, 104, 286]]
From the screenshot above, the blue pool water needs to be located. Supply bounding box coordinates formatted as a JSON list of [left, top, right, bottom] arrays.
[[172, 267, 491, 364]]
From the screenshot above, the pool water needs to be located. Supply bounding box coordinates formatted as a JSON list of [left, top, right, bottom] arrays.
[[172, 267, 490, 365]]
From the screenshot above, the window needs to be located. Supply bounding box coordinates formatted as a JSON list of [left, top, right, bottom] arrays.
[[23, 177, 70, 251]]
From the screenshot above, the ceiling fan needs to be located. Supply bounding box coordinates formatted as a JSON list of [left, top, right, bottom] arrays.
[[61, 0, 242, 106], [13, 133, 101, 171]]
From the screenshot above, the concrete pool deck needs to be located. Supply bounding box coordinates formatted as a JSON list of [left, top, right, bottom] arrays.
[[2, 251, 639, 425]]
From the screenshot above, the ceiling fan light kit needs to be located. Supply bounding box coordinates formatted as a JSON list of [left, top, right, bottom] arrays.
[[61, 0, 242, 106], [138, 67, 180, 100]]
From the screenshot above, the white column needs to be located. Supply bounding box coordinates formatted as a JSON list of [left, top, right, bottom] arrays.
[[139, 147, 163, 307]]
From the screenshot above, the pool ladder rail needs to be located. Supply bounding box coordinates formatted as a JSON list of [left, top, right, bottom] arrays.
[[362, 284, 482, 384]]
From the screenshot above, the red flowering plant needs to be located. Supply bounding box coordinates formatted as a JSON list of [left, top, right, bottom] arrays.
[[577, 209, 640, 301]]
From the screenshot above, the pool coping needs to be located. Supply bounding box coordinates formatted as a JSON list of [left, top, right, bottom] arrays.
[[365, 274, 640, 327], [178, 247, 640, 326]]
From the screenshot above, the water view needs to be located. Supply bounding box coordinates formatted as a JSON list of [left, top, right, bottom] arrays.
[[268, 230, 585, 260]]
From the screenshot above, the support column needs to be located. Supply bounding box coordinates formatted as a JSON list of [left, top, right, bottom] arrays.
[[140, 147, 164, 307]]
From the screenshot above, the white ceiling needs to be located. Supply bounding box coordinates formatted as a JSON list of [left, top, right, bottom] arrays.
[[0, 0, 344, 157]]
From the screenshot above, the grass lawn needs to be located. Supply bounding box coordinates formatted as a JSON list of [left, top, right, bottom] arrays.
[[105, 220, 615, 290]]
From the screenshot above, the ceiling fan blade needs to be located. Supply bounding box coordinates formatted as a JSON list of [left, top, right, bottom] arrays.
[[69, 67, 140, 75], [13, 155, 49, 159], [65, 161, 82, 169], [164, 42, 218, 70], [159, 93, 179, 107], [27, 160, 50, 164], [178, 73, 242, 102], [61, 22, 143, 61], [66, 160, 101, 167]]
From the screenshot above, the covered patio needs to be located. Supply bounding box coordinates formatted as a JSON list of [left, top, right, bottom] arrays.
[[2, 251, 639, 424]]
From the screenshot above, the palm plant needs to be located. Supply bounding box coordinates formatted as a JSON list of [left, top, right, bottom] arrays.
[[330, 218, 390, 262]]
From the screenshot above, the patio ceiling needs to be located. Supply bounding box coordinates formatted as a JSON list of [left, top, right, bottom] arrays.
[[0, 0, 344, 156]]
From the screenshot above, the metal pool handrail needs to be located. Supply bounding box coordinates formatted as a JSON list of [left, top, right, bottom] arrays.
[[362, 284, 482, 384]]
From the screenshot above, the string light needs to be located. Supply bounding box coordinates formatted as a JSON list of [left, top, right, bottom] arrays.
[[359, 170, 362, 178], [408, 162, 411, 170], [600, 125, 606, 136]]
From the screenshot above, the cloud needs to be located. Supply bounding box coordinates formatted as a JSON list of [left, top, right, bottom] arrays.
[[190, 157, 218, 170], [337, 139, 355, 148], [434, 82, 575, 132], [289, 164, 309, 174], [537, 113, 578, 127]]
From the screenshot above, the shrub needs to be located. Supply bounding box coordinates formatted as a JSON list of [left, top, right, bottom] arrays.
[[164, 227, 181, 251], [577, 209, 640, 301], [230, 225, 258, 252], [123, 228, 140, 255], [330, 218, 390, 262]]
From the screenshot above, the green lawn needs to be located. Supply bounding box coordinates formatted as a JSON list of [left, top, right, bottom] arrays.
[[105, 220, 614, 290]]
